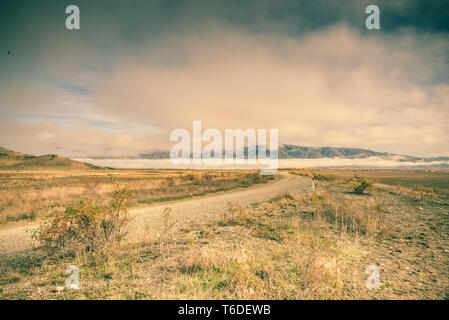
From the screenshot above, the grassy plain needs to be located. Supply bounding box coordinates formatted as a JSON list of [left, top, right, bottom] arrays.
[[0, 169, 275, 225], [294, 169, 449, 194], [0, 168, 448, 299]]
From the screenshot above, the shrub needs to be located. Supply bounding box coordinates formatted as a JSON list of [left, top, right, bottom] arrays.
[[353, 179, 373, 195], [219, 201, 247, 225], [271, 192, 295, 202], [312, 173, 331, 181], [33, 175, 132, 257]]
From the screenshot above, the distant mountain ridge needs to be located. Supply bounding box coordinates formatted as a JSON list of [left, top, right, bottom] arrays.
[[3, 145, 447, 170], [89, 144, 425, 161], [278, 144, 391, 159]]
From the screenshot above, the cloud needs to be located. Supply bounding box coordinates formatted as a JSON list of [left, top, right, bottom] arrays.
[[90, 25, 449, 157], [0, 119, 161, 157], [1, 1, 448, 158]]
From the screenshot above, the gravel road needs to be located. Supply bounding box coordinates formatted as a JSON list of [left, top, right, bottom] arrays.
[[0, 173, 310, 254]]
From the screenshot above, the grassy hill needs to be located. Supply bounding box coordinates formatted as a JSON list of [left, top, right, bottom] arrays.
[[0, 147, 100, 170]]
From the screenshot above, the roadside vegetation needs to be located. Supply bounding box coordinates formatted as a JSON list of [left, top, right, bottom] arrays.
[[33, 175, 132, 258], [291, 168, 449, 195], [352, 179, 373, 195], [1, 169, 447, 299], [0, 170, 274, 225]]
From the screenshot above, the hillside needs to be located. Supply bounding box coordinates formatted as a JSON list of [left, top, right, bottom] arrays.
[[278, 144, 390, 159], [0, 147, 100, 170]]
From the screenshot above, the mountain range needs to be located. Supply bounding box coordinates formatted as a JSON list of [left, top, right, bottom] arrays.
[[88, 144, 448, 162], [1, 145, 448, 170]]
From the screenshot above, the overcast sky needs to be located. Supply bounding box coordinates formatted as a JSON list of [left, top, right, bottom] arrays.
[[0, 0, 448, 158]]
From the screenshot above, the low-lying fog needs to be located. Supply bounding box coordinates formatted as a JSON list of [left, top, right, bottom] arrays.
[[75, 156, 449, 170]]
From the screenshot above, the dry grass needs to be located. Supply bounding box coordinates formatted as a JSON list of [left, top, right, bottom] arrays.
[[0, 169, 274, 225], [0, 184, 380, 300], [1, 170, 447, 300], [311, 190, 385, 236], [32, 175, 133, 258], [290, 168, 449, 194]]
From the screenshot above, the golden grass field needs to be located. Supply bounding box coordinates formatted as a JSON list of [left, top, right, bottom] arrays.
[[0, 168, 448, 299], [0, 169, 274, 225]]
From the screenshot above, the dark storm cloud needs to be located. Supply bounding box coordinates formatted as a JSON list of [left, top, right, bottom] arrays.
[[1, 1, 447, 78], [1, 1, 447, 88], [1, 1, 448, 49]]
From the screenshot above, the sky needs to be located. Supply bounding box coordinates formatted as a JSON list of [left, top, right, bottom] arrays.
[[0, 0, 448, 158]]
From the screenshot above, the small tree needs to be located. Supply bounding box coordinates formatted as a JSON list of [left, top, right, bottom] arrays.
[[353, 179, 373, 195]]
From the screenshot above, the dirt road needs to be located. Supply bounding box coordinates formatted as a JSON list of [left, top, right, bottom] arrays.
[[0, 173, 310, 254]]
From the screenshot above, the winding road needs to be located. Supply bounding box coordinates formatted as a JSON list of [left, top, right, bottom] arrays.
[[0, 173, 310, 254]]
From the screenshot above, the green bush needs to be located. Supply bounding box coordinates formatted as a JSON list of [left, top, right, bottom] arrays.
[[353, 179, 373, 195], [33, 175, 132, 257]]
